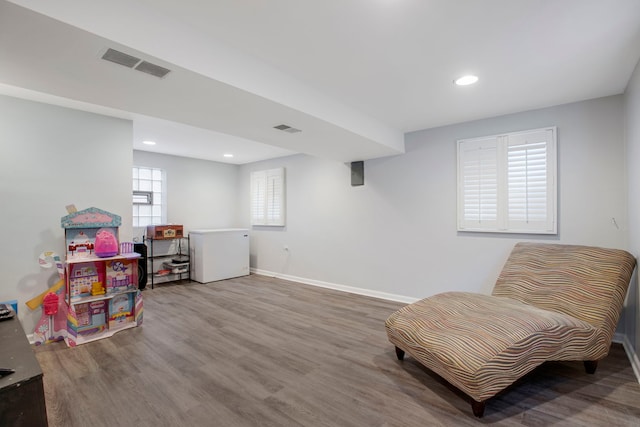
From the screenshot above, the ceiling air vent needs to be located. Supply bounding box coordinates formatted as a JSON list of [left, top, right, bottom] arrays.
[[135, 61, 171, 78], [273, 124, 302, 133], [101, 48, 140, 68], [100, 48, 171, 79]]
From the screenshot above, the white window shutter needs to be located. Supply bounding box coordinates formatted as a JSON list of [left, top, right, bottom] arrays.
[[457, 127, 556, 234], [250, 171, 266, 225], [458, 137, 499, 231], [265, 168, 285, 225], [251, 168, 285, 226], [506, 128, 556, 233]]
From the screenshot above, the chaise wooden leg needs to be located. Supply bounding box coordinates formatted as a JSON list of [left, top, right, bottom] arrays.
[[395, 346, 405, 360], [584, 360, 598, 374], [471, 400, 486, 418]]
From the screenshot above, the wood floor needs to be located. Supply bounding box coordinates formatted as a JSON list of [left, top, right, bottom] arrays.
[[34, 275, 640, 426]]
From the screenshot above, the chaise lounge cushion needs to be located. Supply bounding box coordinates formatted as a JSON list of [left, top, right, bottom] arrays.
[[385, 291, 599, 402], [385, 242, 636, 414]]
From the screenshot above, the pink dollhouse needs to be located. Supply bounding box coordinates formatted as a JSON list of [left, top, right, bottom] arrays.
[[60, 207, 143, 346]]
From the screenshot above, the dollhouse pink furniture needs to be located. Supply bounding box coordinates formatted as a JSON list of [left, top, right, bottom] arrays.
[[385, 242, 636, 417], [61, 207, 143, 346]]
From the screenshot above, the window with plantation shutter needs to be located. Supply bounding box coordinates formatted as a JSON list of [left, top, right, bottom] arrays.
[[251, 168, 285, 226], [458, 137, 499, 230], [457, 127, 556, 234]]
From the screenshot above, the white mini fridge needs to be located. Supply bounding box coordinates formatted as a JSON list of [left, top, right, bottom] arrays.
[[189, 229, 250, 283]]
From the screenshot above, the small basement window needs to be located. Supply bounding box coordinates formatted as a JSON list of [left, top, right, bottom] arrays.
[[132, 166, 166, 227], [250, 167, 286, 226], [457, 127, 557, 234]]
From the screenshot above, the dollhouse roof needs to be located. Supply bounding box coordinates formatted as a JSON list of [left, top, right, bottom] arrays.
[[61, 207, 121, 229]]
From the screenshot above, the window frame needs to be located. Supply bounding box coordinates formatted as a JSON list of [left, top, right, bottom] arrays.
[[250, 167, 286, 227], [132, 166, 166, 227], [457, 127, 557, 234]]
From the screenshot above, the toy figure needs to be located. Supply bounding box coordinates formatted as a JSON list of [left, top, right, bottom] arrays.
[[91, 281, 106, 296], [95, 228, 118, 257]]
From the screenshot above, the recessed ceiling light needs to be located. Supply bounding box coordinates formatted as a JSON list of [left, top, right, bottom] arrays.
[[142, 140, 156, 146], [223, 153, 234, 158], [454, 75, 479, 86]]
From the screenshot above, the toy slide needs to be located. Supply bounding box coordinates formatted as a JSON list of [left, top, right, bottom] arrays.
[[25, 279, 64, 310], [27, 251, 69, 345]]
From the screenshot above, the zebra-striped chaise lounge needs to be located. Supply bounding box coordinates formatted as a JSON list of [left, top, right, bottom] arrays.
[[385, 242, 636, 417]]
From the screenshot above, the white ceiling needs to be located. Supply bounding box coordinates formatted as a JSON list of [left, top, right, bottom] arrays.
[[2, 0, 640, 164]]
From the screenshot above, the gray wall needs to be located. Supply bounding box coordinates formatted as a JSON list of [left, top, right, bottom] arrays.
[[0, 95, 133, 335], [132, 150, 240, 240], [239, 95, 628, 302], [1, 90, 634, 356], [625, 57, 640, 355]]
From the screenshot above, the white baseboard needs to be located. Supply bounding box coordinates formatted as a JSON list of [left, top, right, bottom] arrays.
[[617, 333, 640, 384], [250, 268, 419, 304], [254, 268, 640, 383]]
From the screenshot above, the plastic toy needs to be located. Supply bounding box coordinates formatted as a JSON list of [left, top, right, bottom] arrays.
[[91, 281, 106, 296], [95, 228, 119, 257], [43, 292, 58, 315], [60, 207, 143, 346], [42, 292, 59, 341], [27, 207, 144, 347], [27, 251, 69, 345]]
